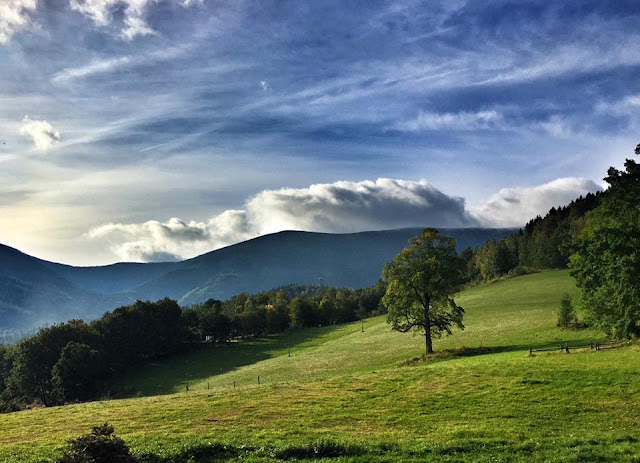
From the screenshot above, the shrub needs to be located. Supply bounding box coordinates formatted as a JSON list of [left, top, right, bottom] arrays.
[[557, 293, 577, 329], [57, 423, 137, 463]]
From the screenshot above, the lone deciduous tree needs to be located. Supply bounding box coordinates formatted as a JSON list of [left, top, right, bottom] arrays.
[[382, 228, 466, 355]]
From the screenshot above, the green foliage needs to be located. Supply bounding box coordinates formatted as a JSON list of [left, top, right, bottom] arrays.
[[465, 192, 601, 283], [52, 342, 100, 403], [0, 345, 11, 393], [556, 293, 577, 329], [383, 228, 465, 355], [0, 344, 15, 411], [570, 144, 640, 338], [3, 300, 188, 408], [57, 423, 137, 463], [289, 294, 316, 328], [96, 298, 184, 372], [182, 282, 386, 338], [7, 320, 97, 406]]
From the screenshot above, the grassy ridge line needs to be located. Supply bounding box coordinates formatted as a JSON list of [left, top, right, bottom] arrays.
[[119, 270, 599, 396]]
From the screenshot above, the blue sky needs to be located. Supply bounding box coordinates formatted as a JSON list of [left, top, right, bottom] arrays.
[[1, 0, 638, 265]]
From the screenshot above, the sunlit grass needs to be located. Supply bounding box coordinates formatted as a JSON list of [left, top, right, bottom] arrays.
[[2, 270, 638, 462], [116, 270, 600, 395]]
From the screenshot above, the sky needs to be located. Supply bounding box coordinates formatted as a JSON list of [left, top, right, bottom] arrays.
[[1, 0, 639, 266]]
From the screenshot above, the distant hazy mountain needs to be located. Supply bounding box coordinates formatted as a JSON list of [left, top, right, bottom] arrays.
[[0, 227, 516, 333]]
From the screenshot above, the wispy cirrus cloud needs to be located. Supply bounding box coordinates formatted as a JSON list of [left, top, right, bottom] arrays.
[[392, 110, 502, 132], [52, 56, 132, 83]]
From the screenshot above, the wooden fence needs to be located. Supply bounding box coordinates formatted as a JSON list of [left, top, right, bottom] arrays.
[[529, 340, 628, 355]]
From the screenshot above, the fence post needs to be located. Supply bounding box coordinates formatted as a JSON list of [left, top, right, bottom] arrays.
[[258, 376, 261, 385], [233, 381, 236, 389], [529, 347, 532, 355], [565, 344, 569, 354], [186, 383, 189, 392]]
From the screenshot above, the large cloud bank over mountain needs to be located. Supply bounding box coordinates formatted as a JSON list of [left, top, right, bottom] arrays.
[[473, 177, 603, 227], [89, 177, 602, 262]]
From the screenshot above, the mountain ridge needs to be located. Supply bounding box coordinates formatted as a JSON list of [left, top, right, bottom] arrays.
[[0, 227, 517, 333]]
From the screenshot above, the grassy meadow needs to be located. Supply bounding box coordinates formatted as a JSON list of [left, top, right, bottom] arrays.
[[2, 270, 640, 462]]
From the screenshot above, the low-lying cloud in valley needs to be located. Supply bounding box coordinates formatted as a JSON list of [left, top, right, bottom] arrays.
[[88, 177, 603, 263]]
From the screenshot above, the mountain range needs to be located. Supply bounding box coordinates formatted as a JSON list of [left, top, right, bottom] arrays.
[[0, 227, 516, 334]]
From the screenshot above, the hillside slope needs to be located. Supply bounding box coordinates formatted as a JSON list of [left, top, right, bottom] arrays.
[[0, 245, 117, 330], [4, 270, 640, 463], [115, 270, 599, 396], [0, 227, 515, 331]]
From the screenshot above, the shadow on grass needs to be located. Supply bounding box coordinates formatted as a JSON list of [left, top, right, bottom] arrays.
[[399, 335, 609, 367], [399, 345, 524, 366], [110, 324, 354, 397], [133, 436, 640, 462]]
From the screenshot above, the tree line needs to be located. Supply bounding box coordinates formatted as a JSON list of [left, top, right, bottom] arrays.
[[0, 282, 385, 411], [461, 192, 602, 283], [570, 143, 640, 338], [463, 142, 640, 339]]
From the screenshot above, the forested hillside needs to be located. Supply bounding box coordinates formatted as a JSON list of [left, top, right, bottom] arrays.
[[465, 192, 602, 281], [0, 281, 386, 411], [0, 228, 514, 334]]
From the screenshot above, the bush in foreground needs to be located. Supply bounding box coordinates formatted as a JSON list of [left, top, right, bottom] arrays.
[[57, 423, 137, 463]]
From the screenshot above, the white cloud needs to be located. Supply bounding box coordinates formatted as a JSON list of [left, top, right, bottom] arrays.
[[535, 115, 571, 138], [19, 116, 61, 151], [88, 211, 254, 262], [473, 177, 603, 228], [0, 0, 37, 44], [595, 94, 640, 115], [393, 110, 501, 132], [69, 0, 153, 40], [52, 56, 131, 82], [87, 177, 607, 262], [88, 179, 478, 262], [246, 178, 477, 234], [68, 0, 198, 40], [121, 14, 156, 40]]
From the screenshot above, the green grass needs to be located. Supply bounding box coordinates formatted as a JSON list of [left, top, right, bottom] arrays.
[[116, 270, 599, 396], [2, 270, 639, 462]]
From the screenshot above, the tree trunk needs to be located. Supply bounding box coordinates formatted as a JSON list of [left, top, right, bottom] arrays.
[[424, 297, 433, 355]]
